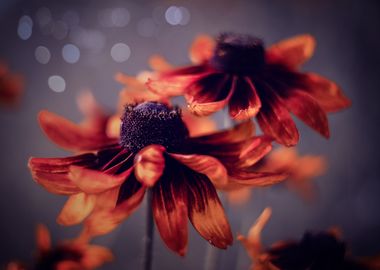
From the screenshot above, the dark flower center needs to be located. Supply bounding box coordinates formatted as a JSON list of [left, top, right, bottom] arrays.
[[210, 32, 266, 75], [120, 102, 189, 152]]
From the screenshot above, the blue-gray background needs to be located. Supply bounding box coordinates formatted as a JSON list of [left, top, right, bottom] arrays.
[[1, 0, 379, 269]]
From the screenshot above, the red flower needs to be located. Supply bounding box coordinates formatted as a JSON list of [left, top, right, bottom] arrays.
[[147, 33, 351, 146], [29, 102, 287, 256]]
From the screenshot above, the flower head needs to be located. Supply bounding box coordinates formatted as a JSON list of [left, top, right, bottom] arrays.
[[147, 33, 351, 146], [29, 102, 287, 256]]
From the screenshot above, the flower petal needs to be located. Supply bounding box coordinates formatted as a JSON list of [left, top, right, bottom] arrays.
[[186, 170, 233, 249], [28, 154, 97, 173], [68, 165, 133, 194], [38, 110, 116, 152], [30, 171, 80, 195], [170, 153, 228, 187], [237, 136, 273, 168], [267, 34, 316, 68], [229, 171, 288, 187], [302, 73, 351, 113], [256, 83, 299, 146], [57, 193, 97, 226], [189, 34, 216, 64], [148, 54, 173, 72], [36, 224, 51, 252], [152, 159, 188, 256], [81, 245, 114, 268], [134, 145, 166, 187], [187, 75, 236, 117], [229, 77, 261, 120], [146, 66, 209, 97], [83, 179, 145, 237], [284, 89, 330, 138]]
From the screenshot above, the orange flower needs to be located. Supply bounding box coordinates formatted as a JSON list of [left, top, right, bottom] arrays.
[[0, 61, 24, 107], [227, 147, 326, 205], [29, 102, 287, 256], [239, 211, 378, 270], [147, 33, 351, 146], [7, 224, 113, 270]]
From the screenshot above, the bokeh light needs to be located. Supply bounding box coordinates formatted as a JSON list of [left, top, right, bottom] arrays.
[[17, 15, 33, 40], [110, 43, 131, 63], [62, 44, 80, 64], [34, 46, 51, 64], [48, 75, 66, 92]]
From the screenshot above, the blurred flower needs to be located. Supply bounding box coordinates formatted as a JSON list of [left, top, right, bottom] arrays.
[[147, 33, 351, 146], [227, 147, 326, 205], [0, 61, 24, 107], [7, 224, 113, 270], [29, 102, 287, 256], [239, 209, 378, 270]]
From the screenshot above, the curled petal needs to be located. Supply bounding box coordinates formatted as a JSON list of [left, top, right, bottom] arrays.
[[267, 34, 316, 68], [134, 145, 166, 187], [57, 193, 97, 226], [83, 185, 146, 237], [36, 224, 51, 252], [30, 171, 80, 195], [303, 73, 351, 113], [189, 34, 216, 64], [38, 110, 116, 152], [69, 165, 133, 194], [187, 76, 236, 116], [186, 171, 233, 249], [256, 83, 299, 146], [28, 154, 97, 173], [170, 153, 228, 187], [152, 160, 188, 256], [285, 90, 329, 138], [238, 136, 273, 168], [229, 77, 261, 120]]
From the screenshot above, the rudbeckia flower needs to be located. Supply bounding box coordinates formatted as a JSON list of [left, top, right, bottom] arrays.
[[239, 209, 378, 270], [7, 224, 113, 270], [29, 102, 287, 256], [0, 61, 24, 107], [147, 33, 351, 146], [226, 147, 326, 205]]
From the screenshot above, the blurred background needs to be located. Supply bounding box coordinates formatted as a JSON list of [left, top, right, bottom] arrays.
[[1, 0, 380, 269]]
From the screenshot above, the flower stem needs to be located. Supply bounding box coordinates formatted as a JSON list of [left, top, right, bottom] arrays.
[[143, 189, 154, 270]]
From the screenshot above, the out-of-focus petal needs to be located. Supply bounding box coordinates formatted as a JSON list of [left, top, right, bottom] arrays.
[[302, 73, 351, 113], [189, 34, 216, 64], [68, 165, 133, 194], [152, 159, 188, 256], [182, 110, 217, 137], [191, 120, 255, 144], [5, 262, 26, 270], [285, 90, 329, 138], [226, 188, 252, 206], [267, 34, 316, 68], [57, 193, 97, 226], [56, 261, 82, 270], [38, 110, 116, 152], [81, 245, 114, 269], [170, 153, 228, 187], [187, 75, 236, 116], [83, 184, 145, 237], [186, 170, 233, 249], [149, 54, 173, 72], [36, 224, 51, 252], [134, 145, 166, 187], [256, 84, 299, 146], [229, 77, 261, 120]]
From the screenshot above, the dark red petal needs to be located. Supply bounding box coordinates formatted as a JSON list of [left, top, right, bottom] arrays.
[[256, 83, 299, 146], [284, 90, 330, 138], [302, 73, 351, 113], [152, 158, 188, 256], [38, 110, 117, 152], [186, 75, 235, 117], [186, 169, 233, 249], [229, 77, 261, 120]]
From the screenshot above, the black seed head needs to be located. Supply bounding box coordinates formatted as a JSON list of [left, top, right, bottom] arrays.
[[210, 32, 266, 75], [120, 102, 189, 152]]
